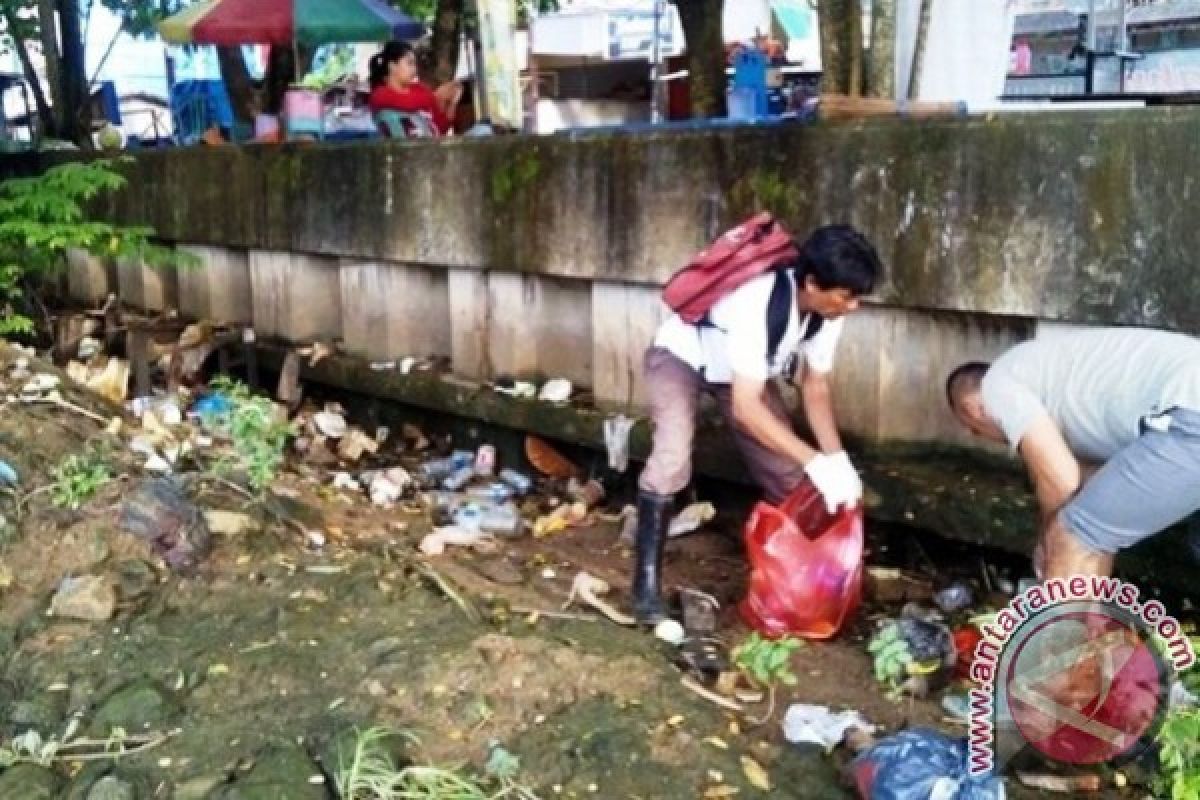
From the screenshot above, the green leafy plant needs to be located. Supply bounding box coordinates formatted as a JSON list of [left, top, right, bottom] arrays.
[[0, 159, 194, 337], [51, 449, 113, 510], [733, 633, 802, 688], [206, 376, 295, 495], [332, 726, 538, 800], [1158, 707, 1200, 800]]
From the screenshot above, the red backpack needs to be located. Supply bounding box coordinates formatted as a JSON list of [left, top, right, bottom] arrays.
[[662, 212, 800, 324]]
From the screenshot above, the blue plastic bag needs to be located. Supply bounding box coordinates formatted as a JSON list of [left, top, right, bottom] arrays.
[[851, 729, 1005, 800]]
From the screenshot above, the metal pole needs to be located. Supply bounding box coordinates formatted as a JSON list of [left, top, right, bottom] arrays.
[[650, 0, 665, 123]]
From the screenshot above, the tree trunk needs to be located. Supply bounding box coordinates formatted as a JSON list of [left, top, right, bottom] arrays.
[[262, 44, 315, 115], [37, 0, 64, 131], [429, 0, 464, 86], [675, 0, 726, 118], [819, 0, 864, 96], [217, 46, 260, 124], [57, 0, 90, 145], [907, 0, 932, 100], [866, 0, 895, 98], [1, 8, 55, 136]]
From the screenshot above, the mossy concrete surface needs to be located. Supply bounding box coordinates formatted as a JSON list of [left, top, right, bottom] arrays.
[[6, 107, 1200, 333]]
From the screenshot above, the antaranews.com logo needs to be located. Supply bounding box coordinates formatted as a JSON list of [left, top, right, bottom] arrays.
[[968, 575, 1196, 776]]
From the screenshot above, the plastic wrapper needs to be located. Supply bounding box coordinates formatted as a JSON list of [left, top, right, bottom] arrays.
[[852, 729, 1005, 800]]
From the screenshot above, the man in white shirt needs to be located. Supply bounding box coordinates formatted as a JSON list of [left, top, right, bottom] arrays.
[[946, 327, 1200, 580], [632, 225, 882, 624]]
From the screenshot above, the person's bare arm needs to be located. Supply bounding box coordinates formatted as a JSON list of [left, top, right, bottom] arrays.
[[1018, 414, 1083, 524], [731, 374, 818, 466], [798, 365, 843, 454]]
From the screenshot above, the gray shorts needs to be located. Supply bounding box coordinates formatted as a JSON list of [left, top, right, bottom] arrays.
[[1061, 407, 1200, 554]]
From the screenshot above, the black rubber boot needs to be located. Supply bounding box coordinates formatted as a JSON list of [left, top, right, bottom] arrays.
[[632, 490, 674, 625]]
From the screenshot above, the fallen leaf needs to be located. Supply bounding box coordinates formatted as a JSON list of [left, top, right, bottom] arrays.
[[704, 736, 728, 750], [740, 756, 770, 792], [704, 787, 739, 798], [667, 715, 685, 727]]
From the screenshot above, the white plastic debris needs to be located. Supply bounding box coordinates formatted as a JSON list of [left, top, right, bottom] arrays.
[[654, 618, 686, 646], [365, 467, 412, 507], [782, 704, 875, 752], [494, 381, 538, 399], [314, 410, 348, 439], [21, 374, 60, 400], [604, 414, 635, 473], [539, 378, 572, 404], [399, 357, 417, 375], [143, 455, 172, 473], [668, 502, 716, 538], [419, 525, 497, 556], [77, 336, 102, 360], [331, 472, 361, 492]]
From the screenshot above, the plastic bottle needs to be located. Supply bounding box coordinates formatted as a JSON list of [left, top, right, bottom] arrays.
[[419, 457, 457, 484], [450, 450, 475, 469], [466, 482, 513, 504], [453, 503, 484, 531], [474, 445, 497, 477], [479, 503, 522, 536], [498, 468, 533, 495], [443, 466, 475, 491]]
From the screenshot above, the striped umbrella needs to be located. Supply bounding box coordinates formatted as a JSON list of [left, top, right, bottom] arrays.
[[158, 0, 426, 46]]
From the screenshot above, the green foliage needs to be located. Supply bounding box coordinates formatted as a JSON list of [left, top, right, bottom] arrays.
[[206, 377, 295, 495], [333, 726, 538, 800], [0, 159, 193, 337], [1158, 707, 1200, 800], [733, 633, 802, 687], [51, 448, 112, 510]]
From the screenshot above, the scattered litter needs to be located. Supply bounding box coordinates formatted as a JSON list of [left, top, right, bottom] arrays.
[[77, 336, 102, 360], [740, 756, 771, 792], [22, 373, 61, 400], [866, 567, 934, 605], [118, 478, 212, 573], [443, 465, 475, 491], [369, 361, 396, 371], [851, 728, 1004, 800], [1016, 772, 1101, 793], [867, 611, 955, 697], [192, 391, 233, 421], [478, 503, 522, 537], [680, 588, 720, 635], [616, 505, 638, 546], [533, 502, 588, 537], [420, 525, 498, 556], [313, 409, 348, 439], [934, 583, 973, 614], [402, 424, 430, 451], [654, 618, 686, 646], [668, 502, 716, 538], [951, 625, 983, 682], [498, 468, 533, 495], [68, 357, 130, 405], [399, 357, 417, 375], [783, 704, 875, 752], [474, 444, 497, 476], [204, 510, 258, 537], [603, 414, 636, 473], [337, 429, 379, 463], [0, 460, 17, 487], [525, 436, 581, 479], [494, 378, 537, 398], [306, 531, 327, 550], [565, 571, 635, 626], [363, 467, 413, 507], [538, 378, 572, 404], [331, 472, 362, 493], [298, 341, 335, 367], [941, 693, 970, 722]]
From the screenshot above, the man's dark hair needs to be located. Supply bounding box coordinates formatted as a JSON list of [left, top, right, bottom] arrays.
[[945, 362, 991, 408], [796, 225, 882, 296]]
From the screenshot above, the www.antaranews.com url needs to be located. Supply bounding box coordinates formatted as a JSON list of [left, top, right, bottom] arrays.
[[966, 575, 1196, 777]]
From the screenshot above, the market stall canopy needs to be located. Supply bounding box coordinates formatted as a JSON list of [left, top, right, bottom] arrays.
[[158, 0, 426, 46]]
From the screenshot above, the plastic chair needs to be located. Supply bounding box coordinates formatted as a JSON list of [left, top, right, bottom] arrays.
[[374, 109, 438, 139]]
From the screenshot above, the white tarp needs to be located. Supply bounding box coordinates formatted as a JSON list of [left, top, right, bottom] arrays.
[[898, 0, 1019, 108]]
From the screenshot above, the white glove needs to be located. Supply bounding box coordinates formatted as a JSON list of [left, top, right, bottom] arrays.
[[804, 452, 860, 514], [829, 451, 863, 507]]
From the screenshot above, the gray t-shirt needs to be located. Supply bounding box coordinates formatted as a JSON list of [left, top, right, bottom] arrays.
[[982, 327, 1200, 462]]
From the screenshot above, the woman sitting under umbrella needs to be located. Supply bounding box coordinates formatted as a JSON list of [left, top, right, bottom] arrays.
[[368, 41, 463, 137]]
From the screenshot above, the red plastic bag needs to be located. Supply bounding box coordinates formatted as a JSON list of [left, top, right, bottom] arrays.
[[738, 479, 864, 640]]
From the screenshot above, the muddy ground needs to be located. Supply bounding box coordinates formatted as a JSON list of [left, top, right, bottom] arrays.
[[0, 343, 1158, 799]]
